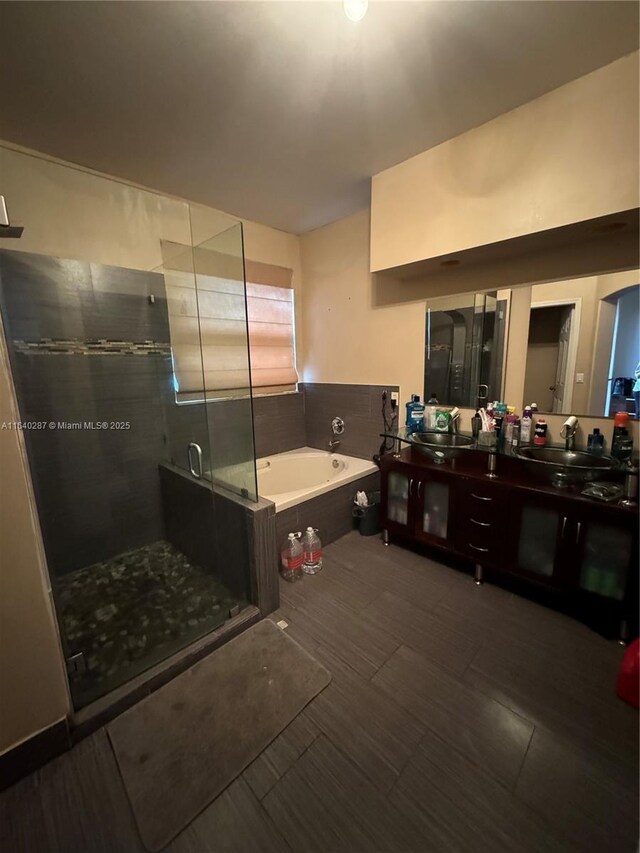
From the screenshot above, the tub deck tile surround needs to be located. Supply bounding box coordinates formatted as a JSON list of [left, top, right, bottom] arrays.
[[274, 471, 380, 551], [2, 531, 636, 851]]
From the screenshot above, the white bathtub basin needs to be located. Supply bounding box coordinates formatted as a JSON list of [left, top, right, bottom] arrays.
[[257, 447, 378, 511]]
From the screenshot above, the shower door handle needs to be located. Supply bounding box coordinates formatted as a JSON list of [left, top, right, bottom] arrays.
[[187, 442, 203, 480]]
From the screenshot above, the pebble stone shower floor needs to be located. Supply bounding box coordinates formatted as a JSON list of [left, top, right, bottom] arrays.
[[56, 540, 244, 706]]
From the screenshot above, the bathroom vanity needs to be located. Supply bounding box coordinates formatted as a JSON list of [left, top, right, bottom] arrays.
[[380, 445, 638, 639]]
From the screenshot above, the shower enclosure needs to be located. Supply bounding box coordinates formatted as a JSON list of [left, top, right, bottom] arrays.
[[0, 200, 259, 710]]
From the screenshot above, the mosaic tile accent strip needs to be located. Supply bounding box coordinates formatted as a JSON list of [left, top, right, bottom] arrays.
[[13, 338, 172, 356], [56, 540, 247, 707]]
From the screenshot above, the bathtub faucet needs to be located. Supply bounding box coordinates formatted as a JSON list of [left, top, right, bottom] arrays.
[[330, 416, 344, 453]]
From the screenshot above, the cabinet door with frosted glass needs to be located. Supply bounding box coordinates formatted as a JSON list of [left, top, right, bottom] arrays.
[[382, 467, 414, 534], [414, 474, 454, 546], [506, 494, 570, 589], [574, 512, 636, 603]]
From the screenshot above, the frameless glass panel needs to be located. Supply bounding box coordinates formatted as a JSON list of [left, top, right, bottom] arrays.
[[194, 223, 258, 501], [422, 481, 449, 539], [579, 523, 631, 600], [388, 472, 410, 526], [517, 507, 559, 577]]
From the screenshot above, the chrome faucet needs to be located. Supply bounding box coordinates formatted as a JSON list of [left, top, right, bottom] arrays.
[[561, 416, 578, 451], [330, 416, 344, 453], [448, 407, 461, 435]]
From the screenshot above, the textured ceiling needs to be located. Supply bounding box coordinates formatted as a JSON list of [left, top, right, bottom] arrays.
[[0, 1, 638, 233]]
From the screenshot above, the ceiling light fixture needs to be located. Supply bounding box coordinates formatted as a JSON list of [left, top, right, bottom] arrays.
[[343, 0, 368, 22]]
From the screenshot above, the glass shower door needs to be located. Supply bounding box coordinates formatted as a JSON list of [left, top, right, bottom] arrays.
[[193, 223, 258, 501]]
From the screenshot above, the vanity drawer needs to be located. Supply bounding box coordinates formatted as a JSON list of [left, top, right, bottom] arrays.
[[459, 517, 503, 565], [460, 487, 504, 524]]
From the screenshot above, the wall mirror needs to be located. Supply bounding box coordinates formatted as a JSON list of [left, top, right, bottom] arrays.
[[423, 291, 507, 408], [523, 273, 639, 418]]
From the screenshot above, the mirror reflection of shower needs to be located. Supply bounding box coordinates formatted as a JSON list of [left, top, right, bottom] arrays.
[[424, 291, 505, 409]]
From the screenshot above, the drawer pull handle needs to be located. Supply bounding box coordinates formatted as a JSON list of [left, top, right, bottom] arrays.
[[470, 518, 491, 528], [471, 493, 493, 502], [469, 543, 489, 553]]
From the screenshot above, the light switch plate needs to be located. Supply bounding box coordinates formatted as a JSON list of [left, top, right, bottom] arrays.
[[576, 373, 584, 384]]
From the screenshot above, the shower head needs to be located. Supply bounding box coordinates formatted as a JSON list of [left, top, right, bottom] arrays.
[[0, 196, 24, 238]]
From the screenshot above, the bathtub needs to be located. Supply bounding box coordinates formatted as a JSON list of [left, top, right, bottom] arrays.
[[258, 447, 378, 511]]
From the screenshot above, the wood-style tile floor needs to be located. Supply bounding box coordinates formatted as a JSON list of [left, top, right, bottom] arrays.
[[2, 531, 638, 852]]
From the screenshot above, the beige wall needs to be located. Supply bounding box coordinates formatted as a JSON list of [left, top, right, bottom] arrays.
[[371, 52, 639, 271], [301, 209, 425, 399], [0, 143, 303, 754]]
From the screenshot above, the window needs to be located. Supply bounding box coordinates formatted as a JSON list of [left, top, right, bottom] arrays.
[[164, 246, 297, 401]]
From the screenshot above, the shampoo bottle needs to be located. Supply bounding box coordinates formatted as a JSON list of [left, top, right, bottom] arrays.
[[534, 417, 548, 446]]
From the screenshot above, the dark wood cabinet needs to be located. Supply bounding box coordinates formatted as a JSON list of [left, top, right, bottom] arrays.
[[380, 449, 638, 638]]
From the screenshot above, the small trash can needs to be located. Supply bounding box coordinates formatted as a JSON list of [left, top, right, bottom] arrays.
[[352, 491, 381, 536]]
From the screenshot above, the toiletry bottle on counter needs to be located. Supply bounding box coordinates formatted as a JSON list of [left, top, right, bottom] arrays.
[[471, 411, 482, 438], [587, 428, 604, 455], [434, 410, 451, 432], [405, 394, 426, 434], [510, 421, 521, 454], [612, 428, 634, 463], [425, 393, 439, 429], [280, 533, 303, 582], [504, 414, 517, 444], [521, 410, 532, 444], [302, 528, 323, 574], [613, 412, 631, 445], [534, 418, 548, 446]]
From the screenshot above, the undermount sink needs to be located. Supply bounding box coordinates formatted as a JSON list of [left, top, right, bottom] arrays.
[[411, 431, 475, 463], [515, 445, 619, 486]]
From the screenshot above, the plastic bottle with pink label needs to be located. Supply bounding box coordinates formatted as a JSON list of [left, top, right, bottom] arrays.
[[280, 532, 303, 582]]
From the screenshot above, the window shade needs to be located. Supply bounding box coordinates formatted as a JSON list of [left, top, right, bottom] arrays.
[[164, 250, 297, 399], [246, 280, 298, 392]]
